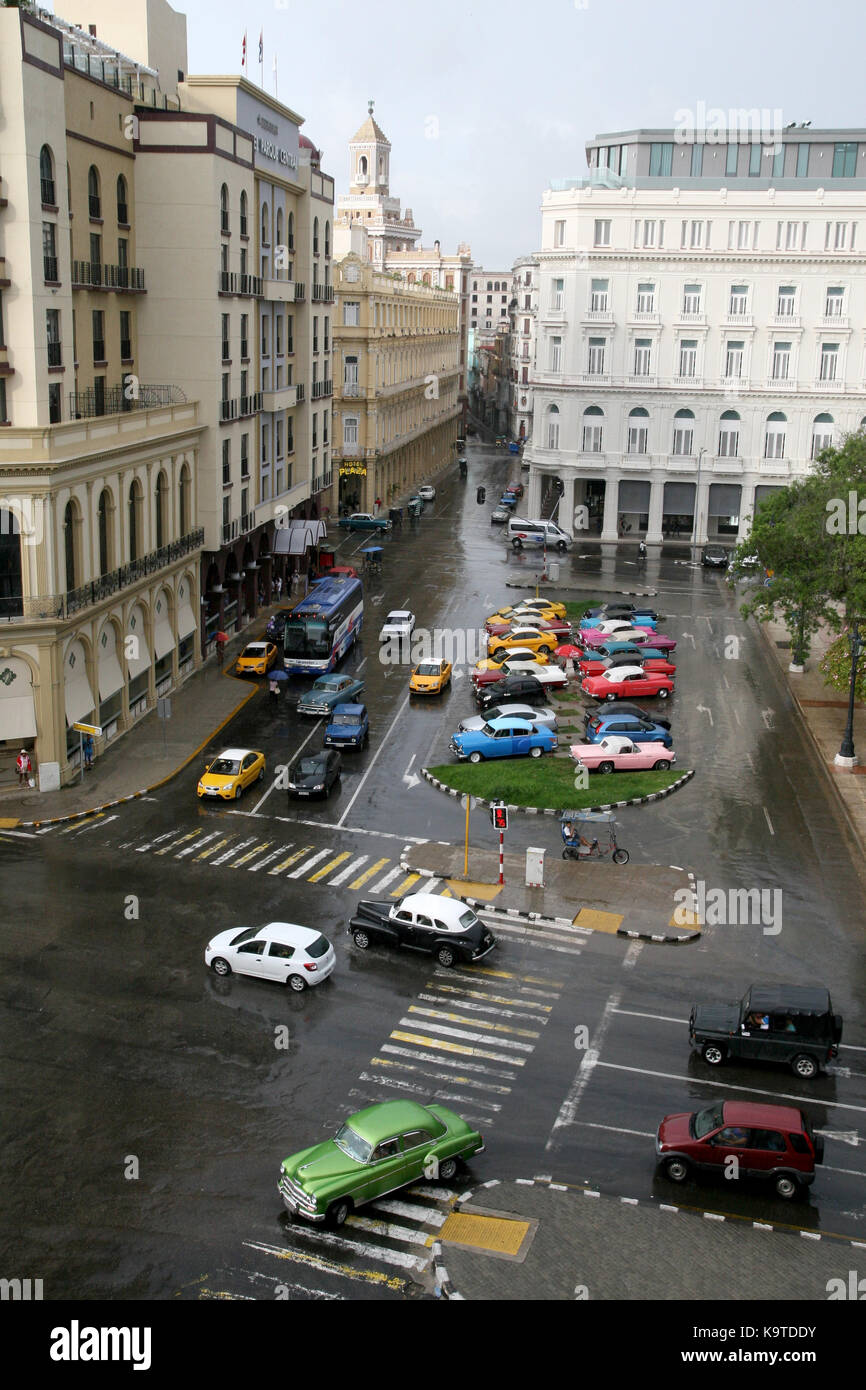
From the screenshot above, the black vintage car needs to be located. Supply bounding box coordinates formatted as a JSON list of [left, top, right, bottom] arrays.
[[690, 983, 843, 1079], [286, 749, 342, 799], [476, 674, 547, 710], [348, 892, 497, 969]]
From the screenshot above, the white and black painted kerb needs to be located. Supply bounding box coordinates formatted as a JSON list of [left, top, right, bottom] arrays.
[[17, 787, 150, 830], [421, 766, 695, 816]]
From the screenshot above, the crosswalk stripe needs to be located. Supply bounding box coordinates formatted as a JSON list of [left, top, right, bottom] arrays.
[[156, 829, 202, 856], [417, 992, 549, 1024], [494, 933, 586, 958], [390, 873, 419, 896], [268, 845, 312, 875], [345, 1213, 435, 1247], [212, 836, 258, 866], [288, 848, 331, 879], [71, 814, 117, 836], [230, 840, 275, 868], [379, 1043, 517, 1081], [356, 1073, 434, 1101], [61, 814, 103, 835], [426, 985, 553, 1014], [371, 1056, 511, 1096], [390, 1029, 526, 1066], [242, 1240, 409, 1290], [348, 857, 390, 890], [424, 878, 443, 895], [368, 864, 404, 893], [374, 1199, 448, 1226], [177, 831, 221, 858], [330, 854, 368, 887], [195, 836, 231, 861], [276, 1223, 428, 1273], [398, 1017, 535, 1051], [408, 1005, 540, 1040], [308, 850, 352, 882], [249, 843, 296, 872], [435, 968, 561, 998]]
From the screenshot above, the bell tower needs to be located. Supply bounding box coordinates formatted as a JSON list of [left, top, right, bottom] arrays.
[[348, 100, 391, 195]]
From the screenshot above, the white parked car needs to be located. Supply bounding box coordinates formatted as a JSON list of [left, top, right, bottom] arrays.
[[418, 484, 436, 501], [205, 922, 336, 992], [458, 703, 558, 733], [379, 609, 416, 642]]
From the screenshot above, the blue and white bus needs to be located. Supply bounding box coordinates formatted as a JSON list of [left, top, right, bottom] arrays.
[[283, 574, 364, 675]]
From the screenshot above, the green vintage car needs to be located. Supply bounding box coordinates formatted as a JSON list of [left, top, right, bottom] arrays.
[[278, 1099, 484, 1227], [337, 512, 392, 532]]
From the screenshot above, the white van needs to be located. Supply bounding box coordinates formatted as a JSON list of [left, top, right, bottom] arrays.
[[506, 517, 573, 551]]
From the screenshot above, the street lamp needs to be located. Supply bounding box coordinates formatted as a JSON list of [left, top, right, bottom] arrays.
[[692, 447, 707, 557], [834, 624, 863, 768]]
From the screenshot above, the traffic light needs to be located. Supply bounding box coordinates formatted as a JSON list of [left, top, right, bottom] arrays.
[[476, 486, 486, 505], [491, 803, 508, 831]]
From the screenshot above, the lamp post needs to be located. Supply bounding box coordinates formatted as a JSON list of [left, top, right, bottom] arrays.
[[692, 447, 707, 558], [834, 624, 863, 768]]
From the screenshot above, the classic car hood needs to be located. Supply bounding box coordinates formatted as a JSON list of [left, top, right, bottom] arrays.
[[657, 1112, 694, 1146], [692, 1002, 741, 1034], [289, 1142, 361, 1183], [289, 769, 325, 788], [326, 725, 362, 740]]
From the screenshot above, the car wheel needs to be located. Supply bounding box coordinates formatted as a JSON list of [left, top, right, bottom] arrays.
[[436, 945, 456, 968], [327, 1198, 352, 1228], [774, 1174, 800, 1200], [598, 760, 614, 774], [612, 848, 629, 865], [257, 767, 265, 782], [288, 974, 306, 993], [512, 538, 523, 549], [605, 692, 618, 702], [530, 745, 543, 758], [557, 541, 567, 552], [663, 1157, 690, 1183], [791, 1053, 818, 1080], [702, 1043, 726, 1066], [652, 759, 669, 770], [352, 930, 370, 950], [657, 687, 670, 699], [235, 784, 243, 799], [211, 957, 231, 977], [538, 646, 551, 657], [469, 751, 483, 764], [438, 1157, 458, 1182]]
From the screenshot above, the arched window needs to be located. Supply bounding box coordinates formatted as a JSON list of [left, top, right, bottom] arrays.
[[63, 499, 78, 591], [239, 189, 248, 237], [672, 408, 695, 457], [764, 411, 787, 460], [128, 480, 143, 562], [627, 406, 649, 455], [97, 488, 114, 577], [40, 145, 55, 205], [407, 272, 415, 285], [220, 184, 229, 234], [546, 403, 560, 450], [88, 165, 101, 219], [178, 462, 191, 537], [0, 507, 23, 617], [359, 155, 368, 177], [155, 470, 168, 549], [276, 208, 284, 264], [313, 217, 319, 254], [261, 202, 270, 247], [582, 404, 604, 453], [719, 409, 741, 458], [812, 412, 834, 459], [422, 272, 431, 286], [116, 174, 128, 223], [324, 220, 331, 257], [287, 210, 294, 250]]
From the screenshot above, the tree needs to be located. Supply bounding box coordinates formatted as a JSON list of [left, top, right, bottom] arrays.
[[819, 627, 866, 701]]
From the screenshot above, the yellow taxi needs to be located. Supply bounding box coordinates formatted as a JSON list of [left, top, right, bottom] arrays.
[[197, 747, 266, 801], [409, 657, 453, 694], [486, 626, 561, 660], [475, 646, 550, 672], [486, 600, 566, 626], [235, 641, 278, 676]]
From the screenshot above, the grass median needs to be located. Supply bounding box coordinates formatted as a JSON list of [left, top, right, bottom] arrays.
[[427, 759, 687, 811]]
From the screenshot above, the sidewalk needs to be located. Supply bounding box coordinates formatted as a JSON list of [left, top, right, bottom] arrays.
[[401, 842, 699, 943], [0, 625, 264, 828], [432, 1177, 861, 1300], [759, 614, 866, 862]]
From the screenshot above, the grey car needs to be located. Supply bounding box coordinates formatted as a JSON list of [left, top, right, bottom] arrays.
[[457, 702, 557, 734]]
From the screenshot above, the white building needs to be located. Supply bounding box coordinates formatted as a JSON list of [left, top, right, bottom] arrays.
[[525, 127, 866, 543], [470, 270, 511, 338], [507, 254, 538, 442]]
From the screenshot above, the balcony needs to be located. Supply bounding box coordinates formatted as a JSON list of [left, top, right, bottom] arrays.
[[240, 509, 256, 534], [675, 312, 706, 326], [221, 519, 238, 545], [342, 382, 361, 397], [583, 308, 614, 324], [820, 314, 850, 329], [723, 313, 753, 328], [43, 256, 59, 282], [261, 385, 298, 412], [262, 277, 296, 303], [672, 374, 702, 388], [293, 282, 306, 302], [72, 261, 145, 291], [47, 342, 63, 368], [766, 377, 798, 391], [89, 195, 101, 219], [218, 272, 263, 296], [771, 314, 801, 328], [41, 178, 56, 207], [312, 379, 332, 400], [312, 284, 334, 303], [667, 455, 697, 472], [712, 455, 743, 473], [219, 398, 238, 422], [630, 311, 659, 325], [239, 392, 263, 417], [68, 382, 186, 417], [295, 383, 305, 402]]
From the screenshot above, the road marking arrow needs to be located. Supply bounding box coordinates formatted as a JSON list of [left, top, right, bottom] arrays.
[[697, 704, 714, 726], [816, 1129, 861, 1146], [761, 708, 775, 729], [402, 753, 420, 790], [680, 633, 696, 648]]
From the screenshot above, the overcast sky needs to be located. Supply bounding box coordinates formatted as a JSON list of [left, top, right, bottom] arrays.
[[78, 0, 866, 268]]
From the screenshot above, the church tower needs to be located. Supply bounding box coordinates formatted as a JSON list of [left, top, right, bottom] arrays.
[[337, 102, 421, 268], [348, 100, 391, 195]]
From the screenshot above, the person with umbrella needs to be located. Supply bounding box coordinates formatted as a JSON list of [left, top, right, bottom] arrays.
[[268, 668, 289, 702], [555, 641, 583, 680], [215, 631, 228, 668]]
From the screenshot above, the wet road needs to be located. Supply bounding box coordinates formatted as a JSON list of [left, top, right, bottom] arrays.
[[2, 441, 865, 1300]]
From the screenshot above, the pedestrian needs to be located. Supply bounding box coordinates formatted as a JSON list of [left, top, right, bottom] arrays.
[[82, 733, 94, 770], [638, 539, 647, 559], [275, 575, 282, 601], [216, 638, 225, 668], [269, 676, 280, 702], [16, 748, 32, 787], [374, 496, 382, 514]]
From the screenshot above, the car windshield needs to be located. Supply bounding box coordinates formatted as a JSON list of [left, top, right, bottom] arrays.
[[415, 663, 441, 676], [245, 645, 267, 656], [229, 927, 260, 945], [479, 723, 496, 737], [459, 909, 479, 929], [694, 1103, 725, 1139], [333, 713, 361, 726], [334, 1123, 372, 1164], [295, 758, 323, 776], [209, 757, 241, 776], [284, 619, 331, 658], [306, 934, 331, 959]]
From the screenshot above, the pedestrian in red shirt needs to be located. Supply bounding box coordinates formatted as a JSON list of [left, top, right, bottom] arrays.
[[16, 749, 32, 787]]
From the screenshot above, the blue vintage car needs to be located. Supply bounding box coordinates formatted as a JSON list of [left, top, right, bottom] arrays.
[[324, 702, 369, 749], [337, 512, 392, 533], [297, 672, 365, 716], [584, 711, 673, 748], [498, 493, 519, 507], [449, 716, 556, 764]]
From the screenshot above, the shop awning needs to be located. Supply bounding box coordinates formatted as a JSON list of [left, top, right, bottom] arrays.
[[708, 483, 742, 515], [65, 670, 96, 727], [0, 696, 37, 739], [98, 647, 124, 701], [663, 481, 696, 512], [618, 480, 651, 511], [273, 519, 328, 556], [153, 612, 175, 660], [126, 633, 151, 680], [177, 601, 197, 640]]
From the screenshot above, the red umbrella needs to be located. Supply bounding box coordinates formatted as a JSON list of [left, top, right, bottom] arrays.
[[555, 644, 582, 658], [215, 632, 228, 644]]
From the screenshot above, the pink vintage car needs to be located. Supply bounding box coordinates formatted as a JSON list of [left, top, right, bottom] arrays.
[[569, 734, 676, 774], [581, 624, 656, 649]]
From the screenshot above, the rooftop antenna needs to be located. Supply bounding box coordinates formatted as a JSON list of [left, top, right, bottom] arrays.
[[368, 98, 374, 116]]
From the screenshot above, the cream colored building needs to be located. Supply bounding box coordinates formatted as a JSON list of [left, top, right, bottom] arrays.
[[0, 4, 203, 789], [330, 245, 461, 515]]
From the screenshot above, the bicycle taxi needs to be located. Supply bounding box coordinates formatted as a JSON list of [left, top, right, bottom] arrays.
[[560, 809, 629, 864]]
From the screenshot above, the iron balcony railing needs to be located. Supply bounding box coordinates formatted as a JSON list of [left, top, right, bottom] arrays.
[[117, 202, 129, 224], [294, 383, 305, 402], [68, 383, 187, 418], [312, 379, 333, 399], [41, 178, 56, 206], [293, 282, 306, 301], [219, 272, 263, 296], [239, 392, 263, 417], [72, 261, 145, 291], [43, 256, 59, 282], [47, 342, 62, 368], [312, 283, 334, 303]]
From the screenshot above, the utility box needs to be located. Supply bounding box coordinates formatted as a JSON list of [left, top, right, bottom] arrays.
[[526, 847, 545, 887], [547, 560, 560, 583]]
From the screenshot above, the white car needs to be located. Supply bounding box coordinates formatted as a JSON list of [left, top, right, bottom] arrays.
[[205, 922, 335, 992], [418, 484, 436, 501], [458, 703, 558, 733], [379, 609, 416, 642], [482, 658, 567, 687]]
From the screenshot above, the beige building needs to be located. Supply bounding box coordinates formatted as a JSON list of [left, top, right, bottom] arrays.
[[0, 4, 203, 789], [507, 254, 538, 442], [330, 244, 461, 515]]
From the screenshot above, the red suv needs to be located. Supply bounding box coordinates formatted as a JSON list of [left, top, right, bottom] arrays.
[[656, 1100, 823, 1200]]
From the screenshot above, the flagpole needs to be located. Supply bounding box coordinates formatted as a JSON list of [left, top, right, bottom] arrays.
[[259, 30, 263, 90]]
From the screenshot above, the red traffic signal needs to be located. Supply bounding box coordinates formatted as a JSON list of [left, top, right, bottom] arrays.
[[491, 803, 508, 831]]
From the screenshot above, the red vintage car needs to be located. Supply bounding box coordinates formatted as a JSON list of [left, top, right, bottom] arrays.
[[579, 652, 676, 678], [472, 664, 568, 692], [486, 615, 573, 639], [581, 666, 674, 701]]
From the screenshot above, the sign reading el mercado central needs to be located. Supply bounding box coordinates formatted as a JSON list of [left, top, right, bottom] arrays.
[[255, 115, 298, 169], [235, 90, 300, 174]]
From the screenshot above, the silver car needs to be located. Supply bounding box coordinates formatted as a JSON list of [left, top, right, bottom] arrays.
[[458, 702, 557, 734]]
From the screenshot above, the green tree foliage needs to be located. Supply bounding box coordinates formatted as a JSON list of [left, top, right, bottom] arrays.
[[819, 628, 866, 701]]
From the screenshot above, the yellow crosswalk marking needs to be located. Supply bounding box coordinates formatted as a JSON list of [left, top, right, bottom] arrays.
[[432, 984, 553, 1012], [230, 841, 274, 868], [390, 873, 419, 896], [390, 1029, 526, 1064], [407, 1005, 540, 1039], [156, 830, 201, 856], [268, 845, 313, 875], [195, 837, 230, 861], [309, 850, 352, 882], [349, 857, 390, 890]]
